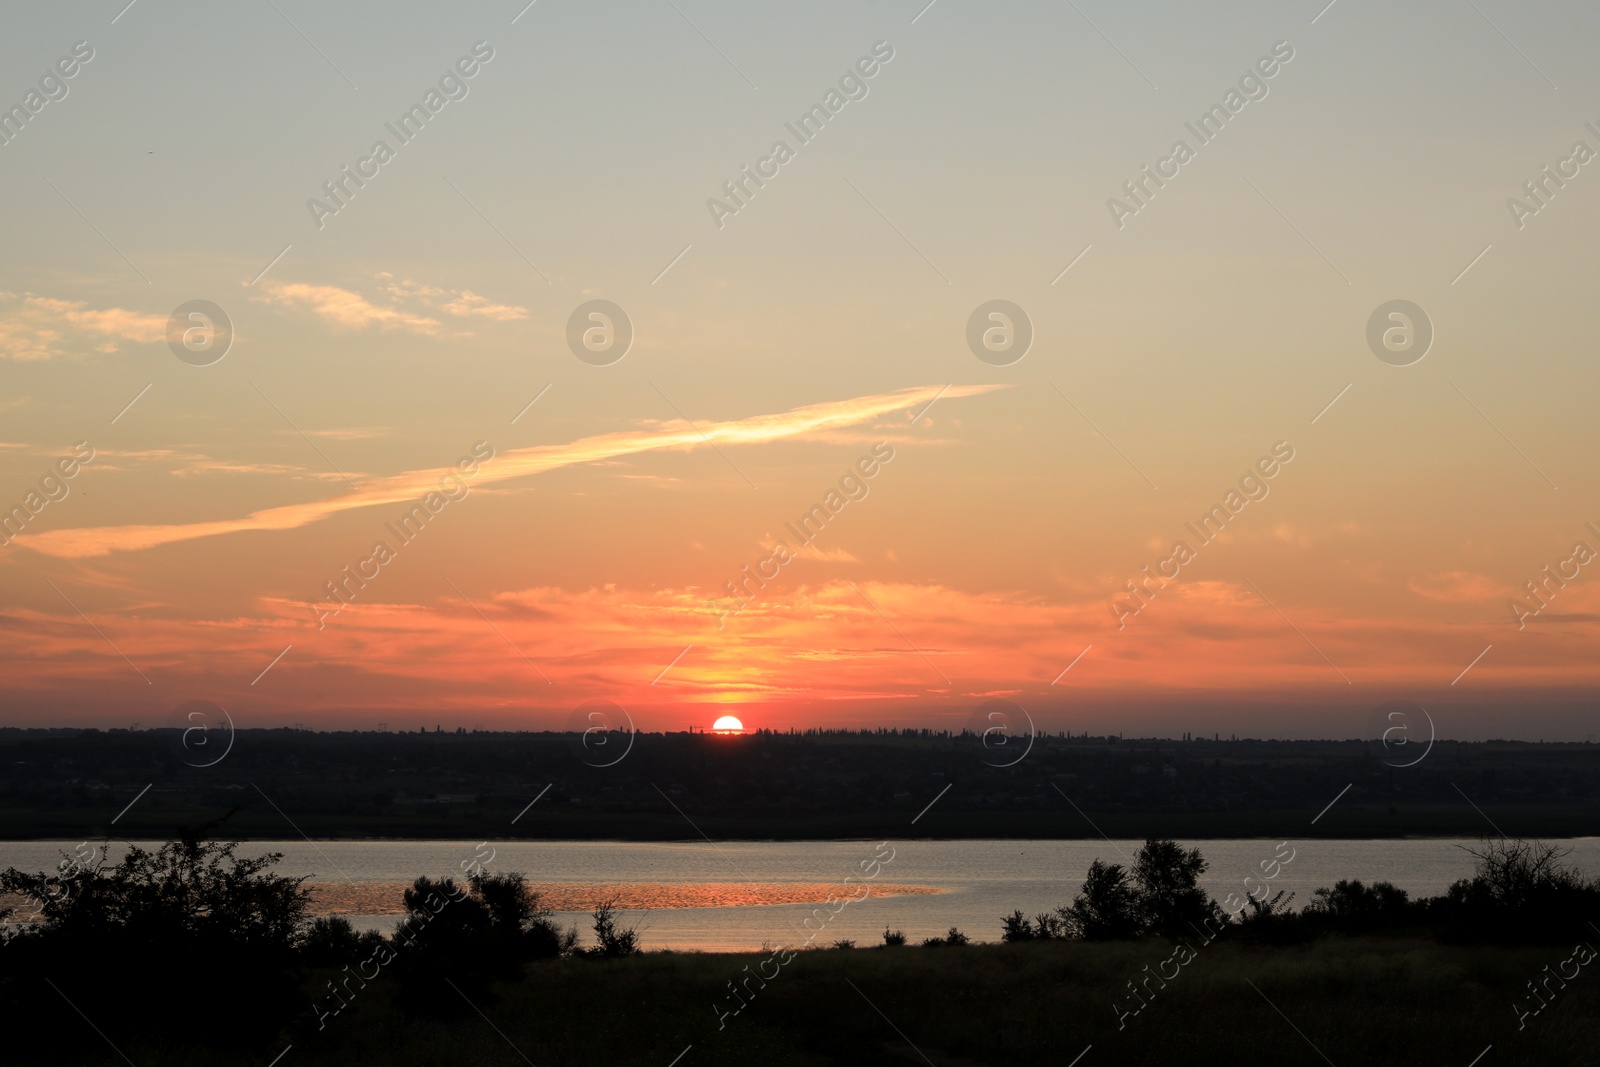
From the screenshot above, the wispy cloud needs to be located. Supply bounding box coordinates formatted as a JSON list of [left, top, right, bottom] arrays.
[[795, 544, 861, 563], [258, 281, 442, 335], [0, 293, 166, 360], [1409, 571, 1506, 602], [307, 427, 391, 441], [255, 275, 529, 335], [0, 277, 525, 359], [21, 384, 1003, 559], [440, 290, 527, 321], [168, 459, 357, 481]]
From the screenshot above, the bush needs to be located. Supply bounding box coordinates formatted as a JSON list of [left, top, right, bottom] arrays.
[[300, 915, 388, 967], [921, 926, 970, 947], [391, 871, 575, 1010], [1000, 910, 1035, 942], [590, 900, 641, 958], [1131, 838, 1215, 938], [1233, 890, 1312, 945], [1065, 859, 1140, 940], [882, 927, 907, 947], [1003, 841, 1220, 943], [1000, 909, 1070, 941], [0, 836, 309, 1044], [1035, 911, 1071, 938], [1304, 880, 1413, 934], [1458, 838, 1591, 906], [1432, 837, 1600, 943]]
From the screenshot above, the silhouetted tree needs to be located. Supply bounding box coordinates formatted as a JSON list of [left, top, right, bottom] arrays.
[[0, 836, 308, 1045], [1130, 839, 1214, 938], [1000, 910, 1034, 942], [300, 915, 388, 967], [390, 871, 575, 1011], [1458, 838, 1587, 906], [1304, 880, 1412, 932], [1065, 859, 1140, 939], [998, 908, 1070, 940], [1434, 837, 1600, 942], [590, 900, 640, 957], [921, 926, 970, 946], [1234, 890, 1309, 945]]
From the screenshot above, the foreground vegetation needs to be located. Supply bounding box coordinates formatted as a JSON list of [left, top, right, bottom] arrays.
[[3, 833, 1598, 1064], [1002, 836, 1600, 947], [5, 934, 1596, 1065]]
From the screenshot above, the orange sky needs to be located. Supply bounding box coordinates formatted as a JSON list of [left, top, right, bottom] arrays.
[[2, 1, 1597, 737], [2, 366, 1595, 737]]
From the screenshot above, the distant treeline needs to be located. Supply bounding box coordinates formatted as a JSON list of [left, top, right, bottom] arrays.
[[4, 728, 1598, 840]]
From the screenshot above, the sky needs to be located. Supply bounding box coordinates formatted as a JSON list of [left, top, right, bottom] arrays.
[[1, 0, 1598, 738]]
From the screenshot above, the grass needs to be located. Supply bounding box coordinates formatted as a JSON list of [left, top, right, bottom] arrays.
[[84, 935, 1598, 1066]]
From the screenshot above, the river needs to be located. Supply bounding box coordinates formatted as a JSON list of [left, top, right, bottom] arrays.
[[6, 837, 1594, 951]]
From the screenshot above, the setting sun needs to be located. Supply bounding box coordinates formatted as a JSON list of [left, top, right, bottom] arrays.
[[711, 715, 745, 734]]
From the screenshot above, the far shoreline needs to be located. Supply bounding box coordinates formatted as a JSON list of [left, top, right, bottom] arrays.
[[3, 829, 1597, 844]]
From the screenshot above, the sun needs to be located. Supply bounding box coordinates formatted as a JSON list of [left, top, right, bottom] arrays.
[[711, 715, 745, 734]]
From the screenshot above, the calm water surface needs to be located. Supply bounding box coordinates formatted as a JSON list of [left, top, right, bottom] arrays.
[[7, 838, 1595, 951]]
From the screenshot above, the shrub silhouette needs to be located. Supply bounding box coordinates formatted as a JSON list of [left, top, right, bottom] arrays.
[[300, 915, 388, 968], [1005, 840, 1219, 941], [1130, 838, 1215, 938], [0, 836, 308, 1045], [1457, 838, 1590, 906], [1000, 910, 1034, 942], [1304, 880, 1413, 933], [1433, 837, 1600, 943], [1065, 859, 1140, 940], [1001, 837, 1600, 947], [921, 926, 970, 946], [1234, 890, 1310, 945], [390, 871, 574, 1012], [1000, 909, 1070, 941], [882, 927, 907, 946], [590, 900, 641, 957]]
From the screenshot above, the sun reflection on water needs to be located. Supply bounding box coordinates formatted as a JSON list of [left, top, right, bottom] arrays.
[[304, 880, 942, 916]]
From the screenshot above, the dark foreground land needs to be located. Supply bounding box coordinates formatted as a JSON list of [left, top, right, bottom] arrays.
[[17, 937, 1599, 1066], [273, 939, 1600, 1066], [3, 727, 1599, 839], [7, 834, 1597, 1065]]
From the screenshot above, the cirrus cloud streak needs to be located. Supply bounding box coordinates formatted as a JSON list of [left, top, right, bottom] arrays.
[[18, 384, 1002, 559]]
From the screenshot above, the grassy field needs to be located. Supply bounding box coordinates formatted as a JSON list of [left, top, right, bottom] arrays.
[[95, 935, 1597, 1066]]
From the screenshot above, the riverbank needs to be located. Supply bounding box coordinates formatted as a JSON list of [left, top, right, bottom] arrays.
[[6, 803, 1600, 841]]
